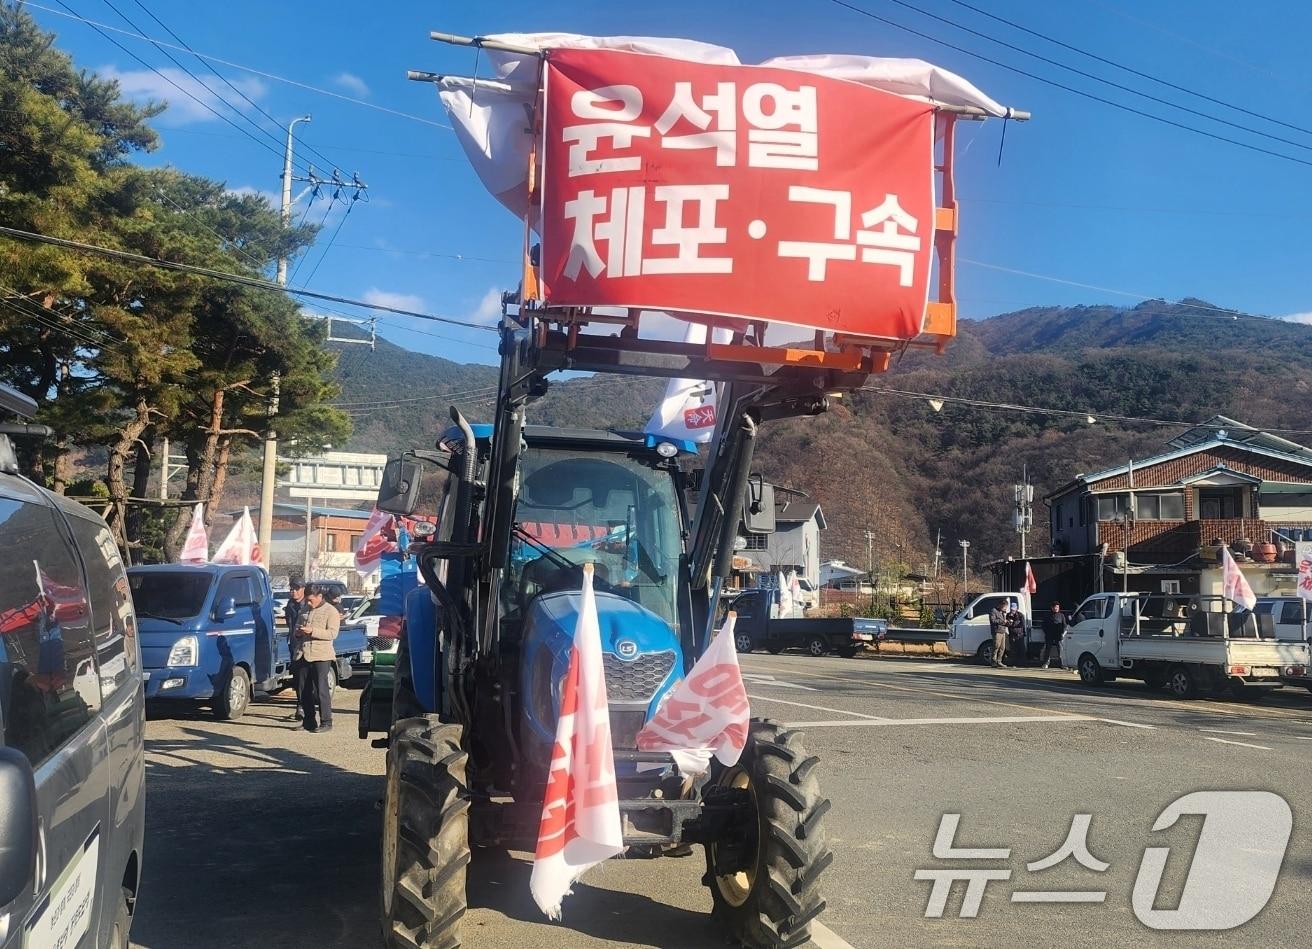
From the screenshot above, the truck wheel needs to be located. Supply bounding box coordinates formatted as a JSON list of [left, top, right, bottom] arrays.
[[214, 666, 251, 720], [975, 641, 994, 665], [704, 720, 832, 949], [109, 886, 131, 949], [381, 716, 470, 949], [1076, 654, 1104, 687], [1165, 665, 1197, 699], [735, 631, 755, 654], [805, 636, 829, 658]]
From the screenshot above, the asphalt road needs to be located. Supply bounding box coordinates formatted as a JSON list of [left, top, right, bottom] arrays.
[[129, 655, 1312, 949]]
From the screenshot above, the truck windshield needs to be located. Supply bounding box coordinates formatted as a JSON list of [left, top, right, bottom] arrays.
[[509, 447, 683, 627], [129, 572, 212, 620]]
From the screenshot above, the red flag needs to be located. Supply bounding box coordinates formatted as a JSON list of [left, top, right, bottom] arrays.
[[636, 612, 750, 775], [529, 564, 623, 918], [354, 508, 395, 575], [1023, 561, 1037, 596], [212, 507, 259, 565]]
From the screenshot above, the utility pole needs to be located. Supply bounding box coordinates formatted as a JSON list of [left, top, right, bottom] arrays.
[[1014, 466, 1033, 561], [932, 528, 942, 579], [865, 528, 876, 610], [259, 115, 311, 572], [959, 539, 970, 594]]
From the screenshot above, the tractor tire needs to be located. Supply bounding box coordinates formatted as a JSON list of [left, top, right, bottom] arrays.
[[381, 716, 470, 949], [214, 666, 250, 720], [704, 719, 832, 949]]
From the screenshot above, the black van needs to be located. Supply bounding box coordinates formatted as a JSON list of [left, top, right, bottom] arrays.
[[0, 392, 145, 948]]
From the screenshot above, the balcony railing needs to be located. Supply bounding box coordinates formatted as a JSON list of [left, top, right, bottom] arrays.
[[1100, 518, 1312, 564]]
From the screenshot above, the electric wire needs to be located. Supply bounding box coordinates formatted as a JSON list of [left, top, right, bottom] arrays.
[[301, 194, 359, 287], [822, 0, 1312, 169], [289, 195, 338, 286], [27, 3, 451, 129], [0, 224, 501, 332]]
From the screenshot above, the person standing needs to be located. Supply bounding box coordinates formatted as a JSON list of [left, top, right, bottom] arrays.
[[282, 580, 307, 723], [1006, 602, 1027, 665], [989, 602, 1009, 668], [297, 583, 341, 732], [1041, 602, 1068, 669]]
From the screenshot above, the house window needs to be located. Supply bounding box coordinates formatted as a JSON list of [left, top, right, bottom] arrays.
[[742, 534, 768, 550], [326, 532, 339, 552], [1097, 495, 1130, 521], [1160, 580, 1181, 594], [1134, 493, 1184, 520]]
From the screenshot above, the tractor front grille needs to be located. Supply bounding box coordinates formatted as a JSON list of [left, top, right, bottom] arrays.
[[603, 650, 677, 705], [367, 636, 396, 653]]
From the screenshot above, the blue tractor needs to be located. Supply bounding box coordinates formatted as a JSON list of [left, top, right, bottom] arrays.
[[362, 305, 872, 948]]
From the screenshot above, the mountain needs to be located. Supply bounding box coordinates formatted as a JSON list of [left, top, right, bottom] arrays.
[[332, 302, 1312, 573]]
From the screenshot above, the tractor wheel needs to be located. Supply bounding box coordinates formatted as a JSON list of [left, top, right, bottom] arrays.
[[704, 720, 833, 949], [381, 716, 470, 949]]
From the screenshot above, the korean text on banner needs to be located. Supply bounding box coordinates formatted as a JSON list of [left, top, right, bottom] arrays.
[[540, 48, 935, 337], [1297, 542, 1312, 602], [529, 564, 623, 919], [636, 612, 750, 775]]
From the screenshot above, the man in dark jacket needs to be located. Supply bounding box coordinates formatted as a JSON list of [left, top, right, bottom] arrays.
[[282, 580, 307, 722], [1041, 602, 1068, 669], [989, 603, 1009, 667], [1005, 602, 1026, 665]]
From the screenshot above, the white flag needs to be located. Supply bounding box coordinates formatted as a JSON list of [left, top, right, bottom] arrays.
[[354, 508, 395, 575], [179, 503, 208, 564], [636, 613, 750, 775], [643, 322, 732, 444], [788, 569, 803, 612], [212, 507, 260, 566], [530, 564, 623, 919], [1297, 542, 1312, 602], [777, 570, 795, 619], [1221, 546, 1257, 610]]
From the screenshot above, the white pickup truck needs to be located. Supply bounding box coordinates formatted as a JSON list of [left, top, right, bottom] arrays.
[[943, 591, 1035, 664], [1061, 593, 1310, 698]]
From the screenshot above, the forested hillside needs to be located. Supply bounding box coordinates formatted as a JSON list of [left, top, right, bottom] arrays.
[[336, 301, 1312, 572]]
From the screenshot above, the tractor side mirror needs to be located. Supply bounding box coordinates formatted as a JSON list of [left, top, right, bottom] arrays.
[[742, 475, 776, 535], [377, 457, 421, 516]]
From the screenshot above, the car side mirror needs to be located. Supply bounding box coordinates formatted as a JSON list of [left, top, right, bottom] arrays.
[[377, 457, 421, 516], [215, 596, 237, 620], [0, 747, 37, 907]]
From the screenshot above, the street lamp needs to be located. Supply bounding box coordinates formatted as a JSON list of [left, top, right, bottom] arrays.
[[959, 539, 970, 591]]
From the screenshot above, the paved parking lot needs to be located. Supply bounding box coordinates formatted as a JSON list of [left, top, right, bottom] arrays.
[[130, 655, 1312, 948]]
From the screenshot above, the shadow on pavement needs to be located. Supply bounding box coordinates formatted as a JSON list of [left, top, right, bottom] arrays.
[[132, 725, 383, 949], [466, 849, 723, 949]]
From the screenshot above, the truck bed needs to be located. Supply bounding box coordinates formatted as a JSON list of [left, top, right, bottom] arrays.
[[1120, 634, 1310, 668]]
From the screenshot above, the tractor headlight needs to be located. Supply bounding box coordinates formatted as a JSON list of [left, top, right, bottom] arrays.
[[167, 635, 199, 667]]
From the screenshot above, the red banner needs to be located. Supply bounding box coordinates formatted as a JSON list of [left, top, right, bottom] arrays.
[[540, 48, 936, 339]]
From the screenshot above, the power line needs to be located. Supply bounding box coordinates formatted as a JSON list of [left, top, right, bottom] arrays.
[[124, 0, 344, 172], [822, 0, 1312, 169], [27, 3, 451, 130], [330, 384, 502, 409], [933, 0, 1312, 141], [302, 194, 360, 287], [0, 224, 500, 332], [47, 0, 296, 171], [333, 243, 519, 265]]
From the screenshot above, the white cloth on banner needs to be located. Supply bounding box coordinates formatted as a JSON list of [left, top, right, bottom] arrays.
[[1221, 546, 1257, 611], [211, 507, 260, 565], [179, 503, 208, 564], [436, 33, 1007, 220], [636, 613, 750, 775], [1297, 542, 1312, 602], [529, 564, 623, 919], [643, 321, 732, 444]]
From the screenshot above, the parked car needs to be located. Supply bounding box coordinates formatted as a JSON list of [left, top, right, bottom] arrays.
[[131, 563, 279, 720], [272, 589, 291, 624], [1, 424, 146, 949], [343, 595, 399, 674]]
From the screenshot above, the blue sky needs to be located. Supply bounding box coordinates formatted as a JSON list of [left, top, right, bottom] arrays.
[[26, 0, 1312, 366]]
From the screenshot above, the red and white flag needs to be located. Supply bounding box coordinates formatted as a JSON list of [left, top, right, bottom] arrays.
[[1221, 546, 1257, 610], [1296, 542, 1312, 602], [1023, 561, 1038, 596], [179, 503, 209, 564], [354, 508, 395, 575], [212, 507, 260, 566], [636, 613, 750, 776], [530, 564, 623, 919]]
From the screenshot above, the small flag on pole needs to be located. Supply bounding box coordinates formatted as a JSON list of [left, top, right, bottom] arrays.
[[354, 508, 395, 575], [529, 564, 623, 919], [643, 321, 732, 444], [1220, 546, 1257, 610], [212, 507, 260, 565], [1023, 561, 1037, 596], [636, 612, 750, 775], [179, 503, 208, 564]]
